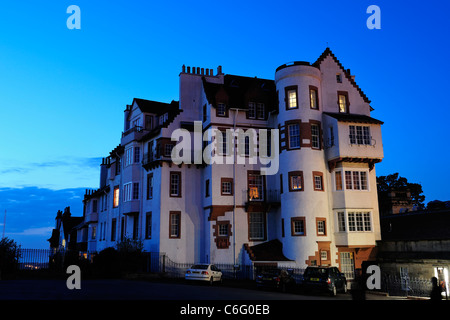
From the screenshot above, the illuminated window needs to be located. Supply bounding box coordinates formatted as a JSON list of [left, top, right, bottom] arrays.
[[289, 171, 304, 192], [285, 86, 298, 109], [113, 186, 119, 208], [248, 172, 264, 201], [310, 87, 319, 109], [338, 93, 348, 113]]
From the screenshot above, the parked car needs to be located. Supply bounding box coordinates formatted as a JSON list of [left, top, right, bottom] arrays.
[[185, 264, 222, 285], [302, 266, 347, 296], [256, 268, 296, 292]]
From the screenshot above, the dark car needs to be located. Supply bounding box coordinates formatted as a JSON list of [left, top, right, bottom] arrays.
[[302, 266, 347, 296], [256, 268, 296, 292]]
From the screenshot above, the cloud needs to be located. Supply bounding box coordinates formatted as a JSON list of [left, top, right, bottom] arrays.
[[0, 186, 86, 249]]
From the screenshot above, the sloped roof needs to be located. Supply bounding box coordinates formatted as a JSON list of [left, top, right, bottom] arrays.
[[323, 112, 384, 124], [203, 75, 277, 112], [313, 47, 371, 104], [244, 239, 292, 262], [133, 98, 179, 115]]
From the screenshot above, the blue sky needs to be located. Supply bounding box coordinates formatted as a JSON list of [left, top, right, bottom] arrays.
[[0, 0, 449, 248]]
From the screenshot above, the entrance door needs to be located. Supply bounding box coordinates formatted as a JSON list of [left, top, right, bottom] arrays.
[[340, 252, 355, 280]]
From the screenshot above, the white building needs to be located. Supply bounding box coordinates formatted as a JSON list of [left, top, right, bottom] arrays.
[[77, 48, 384, 278]]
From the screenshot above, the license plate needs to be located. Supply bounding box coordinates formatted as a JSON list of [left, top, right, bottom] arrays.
[[263, 277, 272, 281], [192, 271, 199, 274], [310, 278, 320, 281]]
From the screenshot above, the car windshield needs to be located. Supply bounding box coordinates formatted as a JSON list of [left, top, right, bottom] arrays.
[[305, 268, 328, 277], [190, 265, 208, 270]]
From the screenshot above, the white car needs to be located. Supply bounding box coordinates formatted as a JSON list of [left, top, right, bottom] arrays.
[[185, 264, 223, 284]]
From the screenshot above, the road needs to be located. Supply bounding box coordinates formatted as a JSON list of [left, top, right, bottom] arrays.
[[0, 278, 393, 300]]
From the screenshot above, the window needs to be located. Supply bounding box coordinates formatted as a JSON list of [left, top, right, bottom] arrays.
[[309, 87, 319, 109], [170, 172, 181, 197], [244, 136, 250, 156], [249, 212, 265, 240], [285, 86, 298, 109], [335, 171, 343, 191], [205, 179, 210, 197], [321, 251, 328, 261], [132, 118, 141, 129], [147, 173, 153, 199], [316, 218, 326, 236], [313, 172, 324, 191], [111, 218, 117, 241], [145, 115, 153, 130], [338, 92, 349, 113], [217, 103, 227, 117], [115, 158, 121, 175], [337, 212, 346, 232], [120, 217, 125, 241], [248, 172, 264, 201], [145, 212, 152, 239], [336, 74, 342, 83], [256, 103, 265, 119], [91, 226, 96, 240], [288, 123, 300, 149], [164, 144, 174, 157], [221, 178, 233, 196], [289, 171, 304, 192], [125, 147, 133, 166], [169, 211, 181, 238], [218, 130, 229, 156], [349, 125, 371, 145], [113, 186, 119, 208], [92, 199, 98, 213], [203, 104, 207, 123], [291, 217, 306, 236], [132, 182, 139, 200], [344, 171, 369, 190], [123, 183, 132, 202], [348, 212, 372, 232], [132, 214, 139, 240], [218, 223, 229, 237], [311, 124, 320, 149], [134, 147, 140, 163], [247, 102, 256, 119]]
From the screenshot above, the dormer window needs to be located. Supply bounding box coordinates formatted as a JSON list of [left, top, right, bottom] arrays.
[[217, 103, 227, 117]]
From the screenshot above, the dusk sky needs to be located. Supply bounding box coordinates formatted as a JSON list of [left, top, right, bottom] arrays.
[[1, 0, 449, 249]]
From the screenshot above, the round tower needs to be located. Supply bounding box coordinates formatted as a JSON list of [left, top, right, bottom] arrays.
[[275, 61, 332, 267]]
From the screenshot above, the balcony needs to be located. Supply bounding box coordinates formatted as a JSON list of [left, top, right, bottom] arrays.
[[243, 188, 280, 211], [323, 113, 384, 171], [142, 152, 172, 170], [121, 126, 148, 145]]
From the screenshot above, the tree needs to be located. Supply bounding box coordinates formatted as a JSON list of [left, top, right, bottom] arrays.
[[377, 173, 426, 213], [0, 237, 22, 278]]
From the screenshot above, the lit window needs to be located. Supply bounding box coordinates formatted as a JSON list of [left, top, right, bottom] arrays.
[[286, 87, 298, 109], [113, 187, 119, 208], [310, 87, 318, 109], [338, 93, 348, 113], [289, 171, 304, 191], [248, 172, 264, 201]]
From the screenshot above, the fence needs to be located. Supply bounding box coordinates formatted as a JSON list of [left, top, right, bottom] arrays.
[[13, 249, 303, 284], [381, 273, 438, 298]]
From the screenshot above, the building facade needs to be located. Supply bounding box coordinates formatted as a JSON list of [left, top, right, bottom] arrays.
[[76, 48, 384, 279]]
